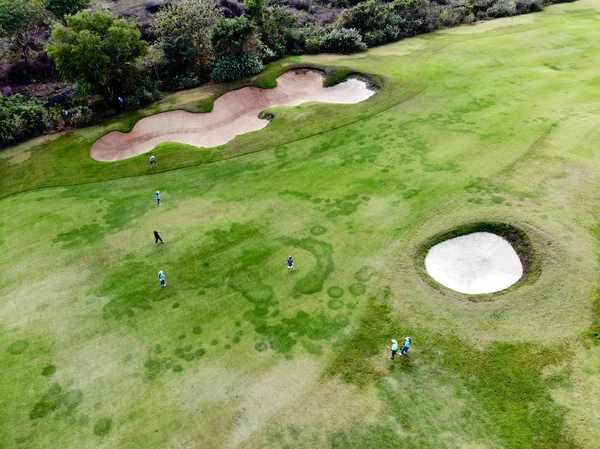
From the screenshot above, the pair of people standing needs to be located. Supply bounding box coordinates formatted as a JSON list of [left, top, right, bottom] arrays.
[[388, 337, 411, 359]]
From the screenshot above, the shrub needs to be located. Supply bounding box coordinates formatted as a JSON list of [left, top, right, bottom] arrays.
[[161, 35, 200, 79], [463, 12, 476, 24], [304, 35, 321, 54], [337, 0, 429, 47], [172, 76, 202, 90], [0, 94, 48, 147], [320, 28, 366, 54], [209, 54, 263, 82], [487, 0, 517, 17], [44, 0, 91, 19], [515, 0, 543, 13], [69, 105, 93, 127], [211, 16, 257, 57]]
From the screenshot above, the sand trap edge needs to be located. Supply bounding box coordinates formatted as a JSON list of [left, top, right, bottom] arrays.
[[414, 221, 540, 298]]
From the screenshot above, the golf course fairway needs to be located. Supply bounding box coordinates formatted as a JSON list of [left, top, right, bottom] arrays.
[[2, 0, 600, 447]]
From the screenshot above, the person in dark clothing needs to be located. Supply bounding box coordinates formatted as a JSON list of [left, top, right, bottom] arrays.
[[287, 256, 294, 271], [154, 231, 164, 245]]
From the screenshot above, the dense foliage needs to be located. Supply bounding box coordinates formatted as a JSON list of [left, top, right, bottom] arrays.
[[209, 54, 264, 82], [317, 28, 366, 54], [0, 0, 47, 62], [44, 0, 91, 20], [0, 94, 54, 147], [152, 0, 221, 74], [0, 0, 573, 148], [47, 11, 149, 99]]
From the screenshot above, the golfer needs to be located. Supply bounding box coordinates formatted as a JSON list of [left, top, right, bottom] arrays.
[[150, 155, 157, 168], [154, 230, 164, 245], [158, 270, 166, 287], [155, 191, 161, 205], [287, 256, 294, 271], [387, 339, 399, 360], [401, 337, 411, 356]]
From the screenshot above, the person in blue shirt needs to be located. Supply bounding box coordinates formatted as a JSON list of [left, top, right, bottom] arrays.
[[401, 337, 411, 356], [287, 256, 294, 272], [158, 270, 166, 287], [155, 191, 161, 205]]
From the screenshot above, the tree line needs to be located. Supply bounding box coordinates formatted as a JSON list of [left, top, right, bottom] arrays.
[[0, 0, 574, 148]]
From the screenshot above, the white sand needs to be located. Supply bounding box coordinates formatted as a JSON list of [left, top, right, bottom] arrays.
[[424, 232, 523, 294], [91, 70, 375, 162]]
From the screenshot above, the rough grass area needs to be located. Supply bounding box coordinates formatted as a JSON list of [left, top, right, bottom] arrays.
[[2, 1, 600, 448]]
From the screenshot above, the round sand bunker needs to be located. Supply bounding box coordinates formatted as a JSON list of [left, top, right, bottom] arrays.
[[91, 70, 375, 162], [424, 232, 523, 294]]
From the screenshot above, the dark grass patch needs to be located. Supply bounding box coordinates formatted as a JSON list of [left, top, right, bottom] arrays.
[[7, 340, 29, 355], [144, 344, 205, 380], [325, 290, 394, 387], [310, 225, 327, 236], [349, 283, 366, 296], [279, 237, 334, 298], [327, 286, 344, 298], [52, 223, 105, 249], [302, 341, 324, 356], [41, 365, 57, 377], [414, 221, 540, 297], [29, 384, 83, 420], [93, 418, 112, 436], [255, 341, 268, 352], [328, 299, 344, 310], [250, 310, 349, 354], [584, 224, 600, 345], [354, 266, 377, 282]]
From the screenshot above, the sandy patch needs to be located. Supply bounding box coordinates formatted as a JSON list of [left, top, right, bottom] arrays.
[[425, 232, 523, 294], [91, 70, 375, 162]]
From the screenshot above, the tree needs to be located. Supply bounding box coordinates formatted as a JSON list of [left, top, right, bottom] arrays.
[[243, 0, 267, 26], [0, 0, 47, 62], [44, 0, 91, 20], [47, 10, 148, 100], [161, 35, 199, 78], [153, 0, 221, 73], [211, 17, 257, 57]]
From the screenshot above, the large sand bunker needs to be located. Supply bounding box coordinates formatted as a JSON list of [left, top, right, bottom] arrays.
[[425, 232, 523, 294], [91, 70, 375, 162]]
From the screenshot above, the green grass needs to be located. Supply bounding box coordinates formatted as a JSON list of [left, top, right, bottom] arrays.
[[2, 1, 600, 448]]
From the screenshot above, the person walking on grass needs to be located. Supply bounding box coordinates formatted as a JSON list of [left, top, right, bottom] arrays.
[[154, 231, 164, 245], [150, 155, 157, 168], [155, 191, 161, 206], [387, 339, 399, 360], [287, 256, 295, 272], [158, 270, 166, 287], [401, 337, 411, 356]]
